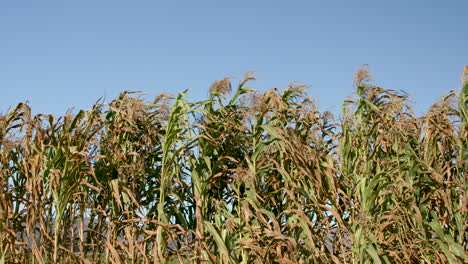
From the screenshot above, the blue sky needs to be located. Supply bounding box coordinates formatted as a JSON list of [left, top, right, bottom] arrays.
[[1, 0, 467, 116]]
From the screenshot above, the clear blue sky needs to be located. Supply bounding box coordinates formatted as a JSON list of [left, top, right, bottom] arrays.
[[1, 0, 467, 116]]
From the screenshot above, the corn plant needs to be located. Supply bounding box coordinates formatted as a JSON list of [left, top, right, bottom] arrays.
[[0, 67, 466, 263]]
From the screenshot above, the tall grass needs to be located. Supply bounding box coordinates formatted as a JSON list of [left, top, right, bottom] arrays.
[[0, 67, 466, 263]]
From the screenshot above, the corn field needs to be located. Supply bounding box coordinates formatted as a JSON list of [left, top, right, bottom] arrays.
[[0, 66, 467, 263]]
